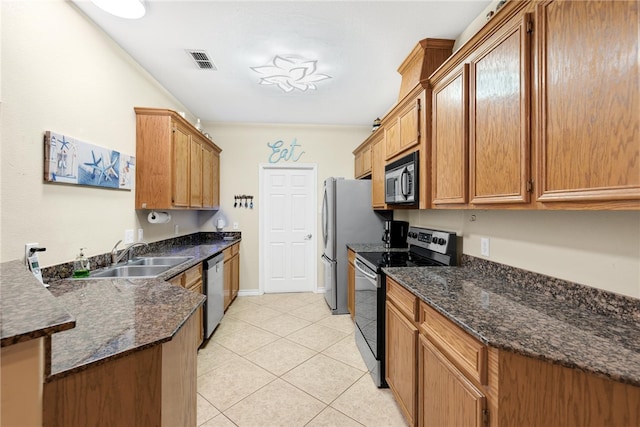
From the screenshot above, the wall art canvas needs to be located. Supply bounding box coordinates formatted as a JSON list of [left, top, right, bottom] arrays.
[[44, 131, 135, 190]]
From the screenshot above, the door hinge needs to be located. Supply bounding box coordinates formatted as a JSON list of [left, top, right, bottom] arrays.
[[483, 409, 489, 425], [527, 179, 534, 193], [526, 20, 533, 34]]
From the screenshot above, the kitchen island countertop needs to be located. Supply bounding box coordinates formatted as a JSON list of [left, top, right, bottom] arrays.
[[383, 265, 640, 387], [0, 260, 75, 347], [42, 238, 240, 379]]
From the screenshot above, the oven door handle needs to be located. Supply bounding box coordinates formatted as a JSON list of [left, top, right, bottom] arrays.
[[354, 259, 378, 282]]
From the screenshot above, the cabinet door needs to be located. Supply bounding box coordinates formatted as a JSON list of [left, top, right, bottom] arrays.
[[536, 0, 639, 206], [419, 335, 486, 427], [399, 97, 421, 154], [202, 144, 214, 208], [212, 150, 220, 208], [187, 280, 204, 347], [231, 252, 239, 301], [432, 64, 469, 206], [362, 146, 372, 176], [385, 120, 399, 160], [190, 140, 203, 208], [386, 302, 418, 426], [371, 132, 387, 209], [469, 14, 531, 205], [223, 257, 231, 310], [347, 250, 355, 320], [172, 125, 190, 207]]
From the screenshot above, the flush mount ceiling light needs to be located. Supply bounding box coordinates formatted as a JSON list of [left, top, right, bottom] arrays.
[[90, 0, 146, 19], [250, 55, 331, 93]]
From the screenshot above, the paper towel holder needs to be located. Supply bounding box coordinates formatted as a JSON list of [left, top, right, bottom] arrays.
[[148, 210, 171, 224]]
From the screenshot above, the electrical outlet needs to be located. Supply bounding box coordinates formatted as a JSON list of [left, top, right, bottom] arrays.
[[25, 243, 39, 266], [233, 222, 239, 230], [480, 237, 490, 257], [138, 229, 144, 242], [124, 229, 134, 244], [174, 224, 180, 235]]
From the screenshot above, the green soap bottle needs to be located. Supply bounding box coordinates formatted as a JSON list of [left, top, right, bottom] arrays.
[[73, 248, 90, 278]]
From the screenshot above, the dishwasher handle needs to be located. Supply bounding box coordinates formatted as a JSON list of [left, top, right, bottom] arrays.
[[205, 253, 224, 270]]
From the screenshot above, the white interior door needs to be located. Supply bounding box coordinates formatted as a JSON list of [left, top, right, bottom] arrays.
[[260, 164, 317, 294]]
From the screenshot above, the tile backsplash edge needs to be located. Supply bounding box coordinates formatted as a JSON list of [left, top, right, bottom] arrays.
[[461, 254, 640, 322]]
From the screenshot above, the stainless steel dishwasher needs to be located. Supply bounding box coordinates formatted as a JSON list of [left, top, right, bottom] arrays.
[[204, 253, 224, 340]]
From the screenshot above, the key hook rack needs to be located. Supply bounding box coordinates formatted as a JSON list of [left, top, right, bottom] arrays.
[[233, 195, 254, 209]]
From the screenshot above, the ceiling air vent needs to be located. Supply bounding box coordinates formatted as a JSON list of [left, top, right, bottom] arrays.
[[186, 50, 217, 70]]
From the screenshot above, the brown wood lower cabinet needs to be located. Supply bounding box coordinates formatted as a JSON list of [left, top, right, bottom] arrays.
[[170, 263, 204, 348], [43, 313, 199, 427], [384, 282, 640, 427], [419, 335, 486, 427], [347, 249, 355, 319], [385, 278, 419, 426], [223, 243, 240, 311]]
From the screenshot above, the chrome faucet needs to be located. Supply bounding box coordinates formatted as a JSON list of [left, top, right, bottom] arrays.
[[111, 240, 149, 265]]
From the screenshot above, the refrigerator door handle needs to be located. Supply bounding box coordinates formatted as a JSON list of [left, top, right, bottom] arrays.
[[322, 188, 328, 249]]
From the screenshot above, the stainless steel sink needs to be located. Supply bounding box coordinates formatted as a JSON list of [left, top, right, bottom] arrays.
[[128, 256, 193, 267], [90, 265, 172, 278], [88, 256, 193, 279]]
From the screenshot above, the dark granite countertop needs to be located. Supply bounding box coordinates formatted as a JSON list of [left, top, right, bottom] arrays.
[[347, 243, 408, 253], [47, 277, 204, 378], [1, 260, 75, 347], [42, 238, 240, 379], [383, 265, 640, 387]]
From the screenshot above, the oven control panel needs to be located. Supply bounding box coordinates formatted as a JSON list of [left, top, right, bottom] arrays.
[[407, 226, 454, 255]]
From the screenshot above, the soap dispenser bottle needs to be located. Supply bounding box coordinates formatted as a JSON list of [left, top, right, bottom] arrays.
[[73, 248, 90, 278]]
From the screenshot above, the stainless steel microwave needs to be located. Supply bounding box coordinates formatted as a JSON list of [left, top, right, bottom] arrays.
[[385, 151, 419, 206]]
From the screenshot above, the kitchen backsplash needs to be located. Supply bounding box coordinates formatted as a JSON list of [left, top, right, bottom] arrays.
[[42, 231, 241, 281]]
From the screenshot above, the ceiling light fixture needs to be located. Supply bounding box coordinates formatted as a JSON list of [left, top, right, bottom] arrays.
[[90, 0, 146, 19], [250, 55, 331, 93]]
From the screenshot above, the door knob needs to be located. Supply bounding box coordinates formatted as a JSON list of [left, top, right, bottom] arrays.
[[304, 234, 312, 240]]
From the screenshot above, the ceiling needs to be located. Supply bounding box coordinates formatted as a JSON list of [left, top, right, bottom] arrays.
[[70, 1, 492, 126]]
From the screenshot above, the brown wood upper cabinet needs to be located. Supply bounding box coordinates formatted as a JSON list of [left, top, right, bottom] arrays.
[[135, 107, 222, 210], [430, 0, 639, 209], [431, 10, 532, 208], [535, 0, 639, 208], [383, 90, 424, 162], [371, 129, 387, 209], [353, 140, 372, 179]]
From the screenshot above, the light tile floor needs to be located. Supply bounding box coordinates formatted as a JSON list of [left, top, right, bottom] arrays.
[[197, 292, 409, 427]]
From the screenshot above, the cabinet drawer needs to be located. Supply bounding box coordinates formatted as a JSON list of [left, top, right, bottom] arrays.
[[231, 243, 239, 256], [223, 247, 233, 259], [187, 280, 202, 294], [387, 278, 418, 322], [168, 274, 183, 287], [419, 302, 487, 385], [183, 264, 202, 288]]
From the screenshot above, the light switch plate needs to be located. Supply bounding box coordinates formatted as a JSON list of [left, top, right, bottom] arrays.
[[233, 222, 239, 230], [124, 229, 134, 244], [138, 229, 144, 242]]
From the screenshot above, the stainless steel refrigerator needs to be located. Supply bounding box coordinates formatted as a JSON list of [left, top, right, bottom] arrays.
[[321, 178, 388, 314]]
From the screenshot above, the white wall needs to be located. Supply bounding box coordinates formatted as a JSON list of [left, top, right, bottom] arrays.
[[1, 0, 200, 266], [395, 209, 640, 299], [199, 122, 370, 293]]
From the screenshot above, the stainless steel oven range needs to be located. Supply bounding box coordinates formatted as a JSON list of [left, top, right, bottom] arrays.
[[353, 226, 458, 387]]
